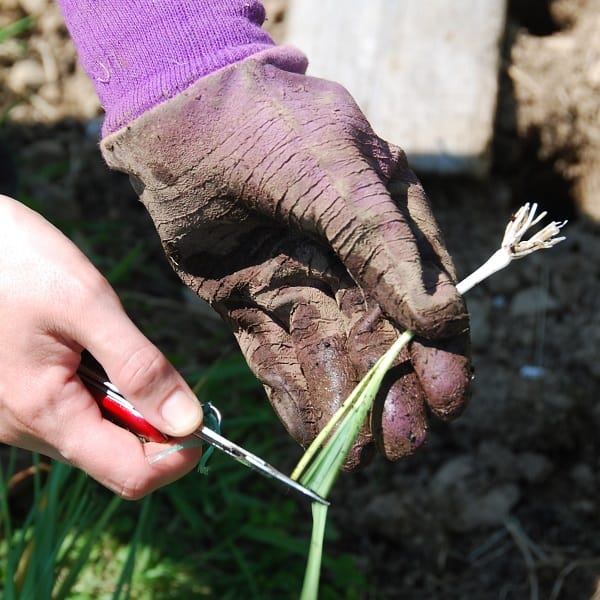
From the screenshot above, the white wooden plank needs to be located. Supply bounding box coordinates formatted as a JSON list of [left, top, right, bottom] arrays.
[[285, 0, 507, 176]]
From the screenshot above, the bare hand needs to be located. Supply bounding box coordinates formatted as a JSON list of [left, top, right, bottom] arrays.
[[0, 195, 203, 498]]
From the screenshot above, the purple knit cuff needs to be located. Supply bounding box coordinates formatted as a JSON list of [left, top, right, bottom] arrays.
[[57, 0, 307, 136]]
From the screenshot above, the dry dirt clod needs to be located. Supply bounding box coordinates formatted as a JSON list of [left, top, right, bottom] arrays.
[[511, 0, 600, 221], [6, 58, 45, 93]]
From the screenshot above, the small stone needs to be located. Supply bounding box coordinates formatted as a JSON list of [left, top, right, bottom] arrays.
[[38, 82, 61, 103], [38, 5, 66, 33], [570, 463, 595, 491], [510, 286, 559, 316], [6, 59, 46, 94], [19, 0, 50, 15], [517, 452, 552, 483], [0, 39, 23, 62], [454, 484, 521, 531], [430, 455, 475, 496]]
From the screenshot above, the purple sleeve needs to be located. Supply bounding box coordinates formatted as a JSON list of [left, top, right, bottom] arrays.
[[57, 0, 305, 135]]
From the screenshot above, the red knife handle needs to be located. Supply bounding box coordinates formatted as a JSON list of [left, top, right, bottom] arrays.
[[86, 384, 168, 444]]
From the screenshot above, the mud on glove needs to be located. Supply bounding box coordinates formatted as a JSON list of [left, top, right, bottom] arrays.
[[59, 0, 471, 467]]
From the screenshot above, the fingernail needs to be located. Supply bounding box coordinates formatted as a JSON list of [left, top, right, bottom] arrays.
[[161, 390, 203, 435]]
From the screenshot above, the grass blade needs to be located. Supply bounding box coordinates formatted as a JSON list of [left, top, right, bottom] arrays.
[[292, 330, 414, 600], [0, 16, 33, 42], [53, 493, 122, 599], [294, 330, 414, 492], [300, 503, 328, 600], [113, 495, 153, 600]]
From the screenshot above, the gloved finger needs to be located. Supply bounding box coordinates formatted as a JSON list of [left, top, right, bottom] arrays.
[[339, 289, 428, 463], [384, 149, 472, 418], [178, 231, 357, 449], [201, 231, 374, 464], [385, 143, 458, 280], [276, 153, 463, 339], [228, 288, 367, 463], [288, 293, 375, 467], [409, 333, 472, 419], [372, 359, 429, 461], [226, 305, 315, 446]]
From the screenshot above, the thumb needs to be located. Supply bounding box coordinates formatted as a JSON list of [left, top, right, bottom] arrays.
[[73, 287, 203, 437]]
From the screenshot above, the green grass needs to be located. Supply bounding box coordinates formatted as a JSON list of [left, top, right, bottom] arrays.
[[0, 167, 370, 597], [0, 16, 33, 44], [292, 331, 414, 600], [0, 352, 367, 598]]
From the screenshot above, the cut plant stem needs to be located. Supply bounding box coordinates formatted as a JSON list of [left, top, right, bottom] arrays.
[[291, 329, 414, 484], [455, 248, 511, 295], [293, 202, 567, 600], [294, 203, 568, 487]]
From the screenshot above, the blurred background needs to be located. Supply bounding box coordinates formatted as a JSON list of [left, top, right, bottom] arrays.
[[0, 0, 598, 598]]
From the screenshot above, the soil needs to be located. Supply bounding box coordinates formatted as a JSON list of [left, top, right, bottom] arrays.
[[0, 0, 598, 598]]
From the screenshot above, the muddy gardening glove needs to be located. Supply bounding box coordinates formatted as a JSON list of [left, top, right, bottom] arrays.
[[60, 0, 471, 468]]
